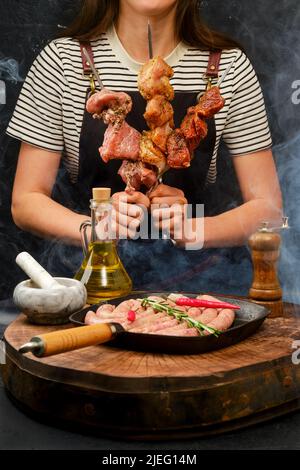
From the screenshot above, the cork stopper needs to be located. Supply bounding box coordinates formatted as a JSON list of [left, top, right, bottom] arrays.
[[92, 188, 111, 201]]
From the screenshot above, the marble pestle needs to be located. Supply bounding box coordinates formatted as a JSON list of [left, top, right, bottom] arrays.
[[16, 252, 65, 290]]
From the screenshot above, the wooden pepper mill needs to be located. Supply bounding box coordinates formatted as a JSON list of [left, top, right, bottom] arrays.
[[248, 219, 288, 318]]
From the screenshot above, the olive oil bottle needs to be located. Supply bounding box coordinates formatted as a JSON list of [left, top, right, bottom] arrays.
[[75, 188, 132, 304]]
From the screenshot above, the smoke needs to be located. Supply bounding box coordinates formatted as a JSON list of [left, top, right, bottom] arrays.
[[200, 0, 300, 302], [0, 57, 23, 138], [0, 56, 23, 84], [273, 135, 300, 303]]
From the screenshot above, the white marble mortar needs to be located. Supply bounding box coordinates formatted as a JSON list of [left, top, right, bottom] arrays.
[[13, 277, 87, 325]]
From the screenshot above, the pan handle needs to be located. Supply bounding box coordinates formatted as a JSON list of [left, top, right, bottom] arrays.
[[19, 323, 123, 358]]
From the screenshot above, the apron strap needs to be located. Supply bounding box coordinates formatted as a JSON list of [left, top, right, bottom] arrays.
[[80, 41, 97, 93], [206, 51, 222, 78], [80, 41, 96, 75], [204, 50, 222, 90]]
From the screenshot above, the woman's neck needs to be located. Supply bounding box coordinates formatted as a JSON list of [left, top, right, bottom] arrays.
[[115, 4, 178, 63]]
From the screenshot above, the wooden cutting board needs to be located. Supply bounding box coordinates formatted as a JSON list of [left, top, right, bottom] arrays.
[[2, 302, 300, 440]]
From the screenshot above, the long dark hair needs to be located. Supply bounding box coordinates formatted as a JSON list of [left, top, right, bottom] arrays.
[[60, 0, 242, 51]]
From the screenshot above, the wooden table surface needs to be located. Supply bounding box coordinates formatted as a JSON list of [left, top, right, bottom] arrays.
[[2, 302, 300, 440]]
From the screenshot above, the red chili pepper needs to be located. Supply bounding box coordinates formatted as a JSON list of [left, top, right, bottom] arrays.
[[175, 297, 240, 310], [127, 310, 136, 322]]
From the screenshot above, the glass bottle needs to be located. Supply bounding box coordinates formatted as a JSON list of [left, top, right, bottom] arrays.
[[75, 188, 132, 304]]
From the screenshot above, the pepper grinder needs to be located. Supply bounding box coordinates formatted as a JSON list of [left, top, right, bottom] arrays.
[[248, 218, 289, 318]]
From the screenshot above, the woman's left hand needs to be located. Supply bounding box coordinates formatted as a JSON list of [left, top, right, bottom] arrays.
[[149, 184, 188, 243], [149, 184, 187, 208]]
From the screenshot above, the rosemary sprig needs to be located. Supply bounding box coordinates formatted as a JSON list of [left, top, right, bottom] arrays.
[[138, 298, 221, 337]]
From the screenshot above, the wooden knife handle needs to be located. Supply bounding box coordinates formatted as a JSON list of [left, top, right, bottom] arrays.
[[34, 323, 117, 357]]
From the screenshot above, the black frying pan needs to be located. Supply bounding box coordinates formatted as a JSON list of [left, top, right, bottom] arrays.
[[69, 292, 269, 355], [19, 292, 269, 357]]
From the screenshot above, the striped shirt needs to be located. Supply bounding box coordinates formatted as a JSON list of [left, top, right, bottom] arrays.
[[6, 25, 272, 184]]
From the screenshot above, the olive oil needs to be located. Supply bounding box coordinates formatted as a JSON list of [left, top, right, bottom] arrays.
[[75, 241, 132, 304], [75, 188, 133, 303]]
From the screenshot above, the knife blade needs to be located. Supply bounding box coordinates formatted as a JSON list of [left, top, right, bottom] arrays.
[[147, 20, 154, 60]]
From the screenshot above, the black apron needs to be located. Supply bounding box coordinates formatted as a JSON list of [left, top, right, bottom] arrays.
[[46, 49, 252, 296]]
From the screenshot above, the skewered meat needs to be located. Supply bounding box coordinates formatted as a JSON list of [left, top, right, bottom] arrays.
[[138, 56, 174, 100], [165, 87, 224, 168], [137, 56, 175, 186], [86, 86, 164, 192], [143, 95, 174, 129], [100, 121, 141, 163], [139, 131, 168, 174], [87, 88, 132, 126], [150, 121, 174, 153], [193, 86, 225, 119], [136, 164, 158, 188], [87, 89, 132, 115], [118, 161, 142, 191], [118, 160, 157, 192], [84, 295, 235, 336], [86, 55, 225, 192], [180, 110, 208, 152], [167, 129, 191, 169]]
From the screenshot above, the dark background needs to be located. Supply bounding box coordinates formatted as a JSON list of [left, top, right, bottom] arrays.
[[0, 0, 300, 301]]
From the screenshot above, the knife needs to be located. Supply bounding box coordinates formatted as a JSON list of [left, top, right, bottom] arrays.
[[147, 20, 154, 60]]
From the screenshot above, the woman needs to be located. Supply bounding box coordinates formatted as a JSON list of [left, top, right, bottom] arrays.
[[7, 0, 282, 293]]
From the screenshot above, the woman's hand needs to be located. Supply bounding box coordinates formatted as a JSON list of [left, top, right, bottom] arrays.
[[111, 191, 150, 239], [149, 184, 189, 244], [149, 184, 187, 208], [149, 184, 204, 248]]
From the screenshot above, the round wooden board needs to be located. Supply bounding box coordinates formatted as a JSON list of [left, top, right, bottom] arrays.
[[2, 303, 300, 440]]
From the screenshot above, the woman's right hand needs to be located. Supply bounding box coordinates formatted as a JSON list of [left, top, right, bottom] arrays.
[[111, 191, 150, 239]]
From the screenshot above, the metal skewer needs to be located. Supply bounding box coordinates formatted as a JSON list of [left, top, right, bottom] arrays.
[[196, 59, 235, 101], [147, 20, 154, 59], [217, 59, 235, 87], [82, 47, 104, 90]]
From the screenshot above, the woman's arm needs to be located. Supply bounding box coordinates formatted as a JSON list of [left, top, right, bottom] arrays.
[[150, 149, 283, 248], [204, 149, 283, 248], [12, 143, 89, 245], [12, 143, 149, 245]]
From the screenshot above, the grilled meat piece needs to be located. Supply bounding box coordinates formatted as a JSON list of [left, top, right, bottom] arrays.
[[144, 95, 174, 129], [118, 160, 157, 191], [87, 88, 132, 126], [99, 121, 141, 163], [118, 161, 143, 191], [138, 56, 174, 101], [180, 110, 208, 152], [150, 121, 174, 152], [173, 87, 223, 156], [194, 86, 225, 119], [194, 114, 209, 139], [139, 131, 168, 174], [167, 129, 191, 169]]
